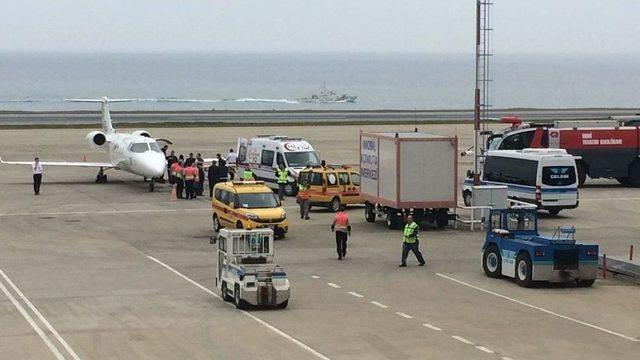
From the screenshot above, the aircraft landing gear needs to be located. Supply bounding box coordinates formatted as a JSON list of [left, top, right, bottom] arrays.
[[95, 167, 108, 183], [148, 180, 155, 192]]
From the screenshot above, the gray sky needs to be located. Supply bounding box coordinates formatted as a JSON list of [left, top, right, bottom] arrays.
[[1, 0, 639, 54]]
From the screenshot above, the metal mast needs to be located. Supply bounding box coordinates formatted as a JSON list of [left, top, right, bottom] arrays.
[[473, 0, 493, 185]]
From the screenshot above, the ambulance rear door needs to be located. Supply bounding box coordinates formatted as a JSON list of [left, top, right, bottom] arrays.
[[237, 138, 249, 165]]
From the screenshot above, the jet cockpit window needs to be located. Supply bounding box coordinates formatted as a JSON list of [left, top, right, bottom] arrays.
[[130, 143, 150, 153], [149, 142, 162, 153]]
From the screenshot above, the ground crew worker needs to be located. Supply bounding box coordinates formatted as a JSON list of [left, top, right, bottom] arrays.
[[32, 157, 43, 195], [399, 215, 426, 267], [175, 161, 185, 199], [297, 184, 311, 220], [170, 160, 180, 187], [184, 163, 197, 199], [276, 163, 288, 201], [331, 210, 351, 260], [243, 167, 254, 181]]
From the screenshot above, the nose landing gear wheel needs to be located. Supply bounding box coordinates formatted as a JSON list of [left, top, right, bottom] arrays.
[[149, 181, 155, 192]]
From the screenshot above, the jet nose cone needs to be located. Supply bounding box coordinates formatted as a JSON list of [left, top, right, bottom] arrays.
[[140, 154, 166, 178]]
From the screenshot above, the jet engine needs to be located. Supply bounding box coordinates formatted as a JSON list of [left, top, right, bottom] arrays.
[[132, 130, 151, 138], [86, 131, 107, 149]]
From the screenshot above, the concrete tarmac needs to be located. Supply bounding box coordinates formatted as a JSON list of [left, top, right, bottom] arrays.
[[0, 124, 639, 359]]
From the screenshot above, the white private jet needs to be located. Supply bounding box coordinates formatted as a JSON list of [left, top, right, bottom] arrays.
[[0, 97, 169, 192]]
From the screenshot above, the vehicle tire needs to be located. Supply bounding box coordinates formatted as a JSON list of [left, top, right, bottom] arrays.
[[274, 227, 285, 239], [548, 208, 561, 216], [285, 181, 298, 196], [149, 181, 155, 192], [213, 214, 221, 232], [364, 204, 376, 223], [576, 279, 595, 287], [236, 221, 243, 229], [576, 161, 587, 187], [463, 190, 472, 207], [435, 209, 449, 229], [102, 174, 108, 183], [386, 212, 400, 230], [482, 244, 502, 278], [234, 284, 247, 309], [515, 252, 533, 288], [330, 197, 341, 212], [277, 299, 289, 309], [221, 281, 232, 301], [627, 161, 640, 187]]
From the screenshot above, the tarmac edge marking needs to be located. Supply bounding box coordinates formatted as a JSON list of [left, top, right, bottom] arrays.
[[436, 272, 640, 343], [146, 255, 331, 360]]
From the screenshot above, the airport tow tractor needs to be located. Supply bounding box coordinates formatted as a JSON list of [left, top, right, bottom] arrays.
[[211, 228, 290, 309], [482, 208, 598, 287]]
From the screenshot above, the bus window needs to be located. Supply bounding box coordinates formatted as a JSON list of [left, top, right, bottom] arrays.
[[542, 166, 576, 186], [484, 156, 537, 186]]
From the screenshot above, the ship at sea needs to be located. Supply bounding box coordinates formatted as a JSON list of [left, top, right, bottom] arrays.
[[298, 86, 357, 103]]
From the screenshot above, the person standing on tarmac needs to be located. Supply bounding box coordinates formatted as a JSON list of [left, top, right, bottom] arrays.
[[331, 210, 351, 260], [399, 214, 426, 267], [32, 157, 43, 195], [276, 163, 288, 201], [166, 150, 178, 185], [196, 160, 205, 196], [225, 149, 238, 180], [208, 159, 220, 197], [297, 183, 311, 220], [218, 155, 229, 183], [184, 162, 197, 199], [175, 160, 185, 199]]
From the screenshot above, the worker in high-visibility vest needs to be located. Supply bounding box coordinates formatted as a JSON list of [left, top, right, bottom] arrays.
[[331, 210, 351, 260], [296, 184, 311, 220], [243, 167, 255, 181], [399, 214, 426, 267], [184, 163, 197, 199], [276, 163, 288, 201], [175, 161, 185, 199]]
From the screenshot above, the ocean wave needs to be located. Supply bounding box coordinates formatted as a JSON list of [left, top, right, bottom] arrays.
[[0, 97, 300, 104]]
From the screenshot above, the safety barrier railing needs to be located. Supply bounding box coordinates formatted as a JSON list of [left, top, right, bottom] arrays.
[[454, 200, 537, 231]]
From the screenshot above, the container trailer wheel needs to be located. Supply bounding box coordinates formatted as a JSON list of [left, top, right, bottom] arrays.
[[627, 161, 640, 187], [364, 204, 376, 223], [576, 279, 595, 287], [386, 212, 401, 230]]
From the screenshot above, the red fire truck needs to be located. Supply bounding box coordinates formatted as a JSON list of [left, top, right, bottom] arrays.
[[485, 117, 640, 187]]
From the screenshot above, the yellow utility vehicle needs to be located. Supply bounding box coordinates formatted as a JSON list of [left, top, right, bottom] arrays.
[[298, 165, 362, 212]]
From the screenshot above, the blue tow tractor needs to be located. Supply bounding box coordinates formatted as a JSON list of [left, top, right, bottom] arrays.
[[482, 208, 599, 287]]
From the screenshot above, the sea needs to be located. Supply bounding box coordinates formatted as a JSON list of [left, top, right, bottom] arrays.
[[0, 52, 638, 112]]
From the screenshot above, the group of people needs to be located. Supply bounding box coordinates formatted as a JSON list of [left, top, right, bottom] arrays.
[[165, 148, 239, 199]]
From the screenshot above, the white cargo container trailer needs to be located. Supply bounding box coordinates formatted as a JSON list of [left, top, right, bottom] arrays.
[[360, 131, 458, 229]]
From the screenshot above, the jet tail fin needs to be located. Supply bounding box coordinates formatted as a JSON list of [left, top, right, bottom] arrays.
[[65, 97, 135, 133]]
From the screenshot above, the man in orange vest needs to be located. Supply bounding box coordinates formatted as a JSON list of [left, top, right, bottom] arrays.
[[331, 210, 351, 260], [175, 161, 185, 199], [296, 184, 311, 220], [184, 162, 197, 199]]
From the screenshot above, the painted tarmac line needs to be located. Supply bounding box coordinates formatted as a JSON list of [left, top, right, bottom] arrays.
[[436, 273, 640, 343], [370, 301, 388, 309], [327, 282, 341, 289], [502, 357, 515, 360], [395, 312, 413, 319], [475, 346, 495, 354], [451, 335, 474, 345], [0, 207, 210, 217], [347, 291, 363, 298], [311, 275, 320, 279], [0, 271, 66, 360], [422, 323, 442, 331], [146, 255, 330, 360]]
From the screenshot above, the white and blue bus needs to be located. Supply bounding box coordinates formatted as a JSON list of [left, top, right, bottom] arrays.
[[463, 149, 579, 216]]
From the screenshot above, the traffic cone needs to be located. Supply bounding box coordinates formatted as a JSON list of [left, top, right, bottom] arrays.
[[170, 184, 178, 201], [82, 154, 87, 162]]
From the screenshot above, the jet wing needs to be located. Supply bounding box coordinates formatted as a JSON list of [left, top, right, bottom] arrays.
[[0, 157, 114, 168]]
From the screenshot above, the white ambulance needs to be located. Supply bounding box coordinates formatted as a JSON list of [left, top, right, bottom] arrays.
[[236, 135, 321, 196]]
